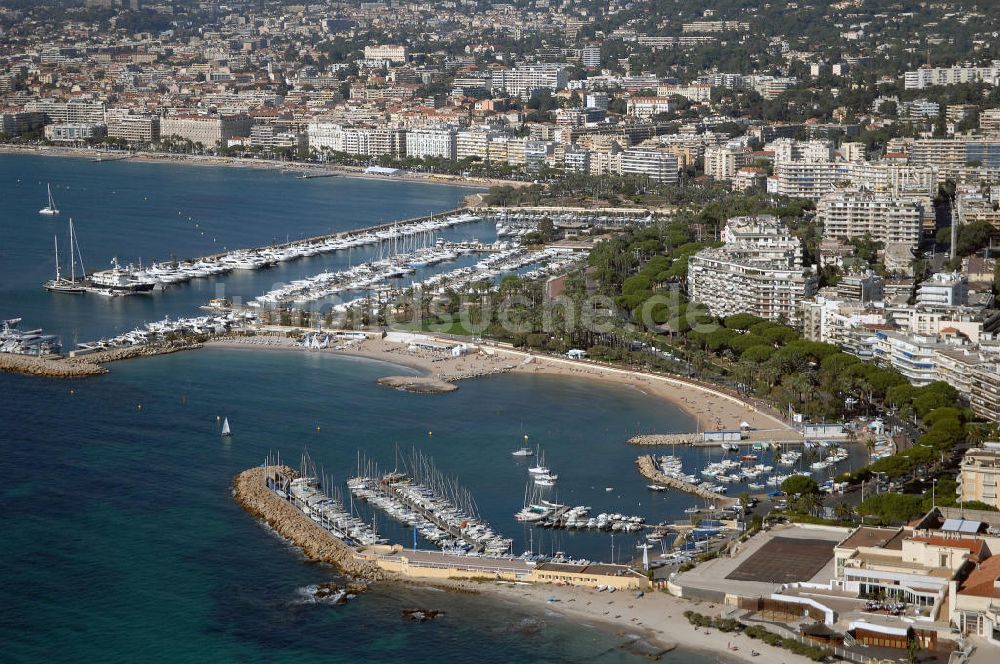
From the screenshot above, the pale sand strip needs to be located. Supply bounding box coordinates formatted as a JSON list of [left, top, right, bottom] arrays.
[[424, 578, 812, 664], [206, 335, 797, 438]]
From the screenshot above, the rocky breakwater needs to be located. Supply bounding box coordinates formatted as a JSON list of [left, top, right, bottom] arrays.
[[635, 455, 732, 504], [374, 364, 516, 394], [0, 353, 108, 378], [376, 375, 459, 393], [0, 340, 204, 379], [627, 433, 702, 446], [75, 339, 203, 365], [232, 465, 384, 579]]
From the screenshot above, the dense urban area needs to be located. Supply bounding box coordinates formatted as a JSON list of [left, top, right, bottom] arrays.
[[6, 0, 1000, 662]]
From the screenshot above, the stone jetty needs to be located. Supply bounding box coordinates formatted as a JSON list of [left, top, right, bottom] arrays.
[[635, 455, 732, 504], [0, 353, 107, 378], [628, 433, 704, 446], [72, 339, 202, 365], [232, 465, 383, 579], [0, 339, 203, 379]]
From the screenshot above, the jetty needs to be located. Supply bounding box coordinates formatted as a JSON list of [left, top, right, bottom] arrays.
[[233, 460, 651, 592], [636, 455, 733, 504], [49, 207, 484, 296], [232, 464, 383, 578], [628, 431, 804, 447], [628, 433, 704, 446]]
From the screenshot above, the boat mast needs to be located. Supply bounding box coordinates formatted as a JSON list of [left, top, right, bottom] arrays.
[[71, 219, 86, 279], [68, 219, 74, 282], [53, 235, 61, 281]]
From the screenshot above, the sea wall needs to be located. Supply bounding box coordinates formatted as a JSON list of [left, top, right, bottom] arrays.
[[0, 339, 205, 379], [636, 455, 732, 504], [232, 465, 383, 579], [0, 353, 107, 378], [628, 433, 703, 446]]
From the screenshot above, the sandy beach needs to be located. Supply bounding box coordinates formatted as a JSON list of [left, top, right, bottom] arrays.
[[206, 334, 795, 438], [407, 577, 813, 664]]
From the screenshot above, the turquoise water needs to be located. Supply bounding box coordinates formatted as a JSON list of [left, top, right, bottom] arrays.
[[0, 349, 721, 663], [0, 155, 729, 662]]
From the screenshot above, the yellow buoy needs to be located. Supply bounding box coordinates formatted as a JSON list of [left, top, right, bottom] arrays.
[[216, 415, 221, 422], [523, 434, 529, 440], [137, 404, 142, 410], [316, 426, 321, 432], [428, 431, 433, 437]]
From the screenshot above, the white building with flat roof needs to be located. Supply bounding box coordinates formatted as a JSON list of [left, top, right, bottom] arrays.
[[817, 190, 926, 247], [688, 216, 818, 325], [405, 126, 457, 160]]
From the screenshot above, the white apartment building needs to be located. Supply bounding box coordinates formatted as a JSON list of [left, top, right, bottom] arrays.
[[817, 190, 926, 247], [44, 122, 105, 142], [491, 64, 569, 98], [769, 138, 834, 163], [704, 145, 749, 181], [872, 331, 944, 386], [363, 45, 408, 63], [849, 163, 938, 198], [655, 84, 712, 102], [626, 97, 674, 119], [405, 127, 457, 160], [619, 149, 679, 183], [958, 444, 1000, 510], [772, 160, 937, 200], [160, 114, 251, 146], [107, 114, 159, 144], [981, 109, 1000, 134], [25, 98, 106, 124], [581, 45, 601, 68], [307, 122, 405, 157], [688, 216, 818, 325], [456, 129, 500, 161], [916, 273, 969, 308], [772, 160, 853, 199], [904, 62, 1000, 90]]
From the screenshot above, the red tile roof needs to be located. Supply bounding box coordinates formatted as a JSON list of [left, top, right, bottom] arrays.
[[958, 555, 1000, 599]]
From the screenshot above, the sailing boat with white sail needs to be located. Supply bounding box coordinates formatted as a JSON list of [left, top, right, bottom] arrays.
[[39, 184, 59, 216], [221, 417, 232, 437], [44, 218, 86, 293]]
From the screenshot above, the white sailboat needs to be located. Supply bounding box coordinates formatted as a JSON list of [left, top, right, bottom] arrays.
[[221, 417, 232, 436], [39, 184, 59, 216], [44, 218, 86, 293]]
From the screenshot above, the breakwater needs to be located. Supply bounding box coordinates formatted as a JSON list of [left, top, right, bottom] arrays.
[[636, 455, 732, 504], [232, 465, 383, 579], [72, 339, 203, 364], [0, 353, 107, 378], [0, 339, 207, 379], [628, 433, 704, 446]]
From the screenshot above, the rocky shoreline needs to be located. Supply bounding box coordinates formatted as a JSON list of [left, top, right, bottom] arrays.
[[231, 465, 383, 579], [376, 375, 459, 393], [0, 340, 203, 379]]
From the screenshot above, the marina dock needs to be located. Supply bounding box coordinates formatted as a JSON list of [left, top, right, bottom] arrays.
[[45, 207, 484, 296], [232, 464, 383, 578], [636, 455, 733, 504], [234, 461, 648, 591]]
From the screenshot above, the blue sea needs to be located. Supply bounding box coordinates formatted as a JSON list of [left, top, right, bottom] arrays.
[[0, 154, 730, 662]]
